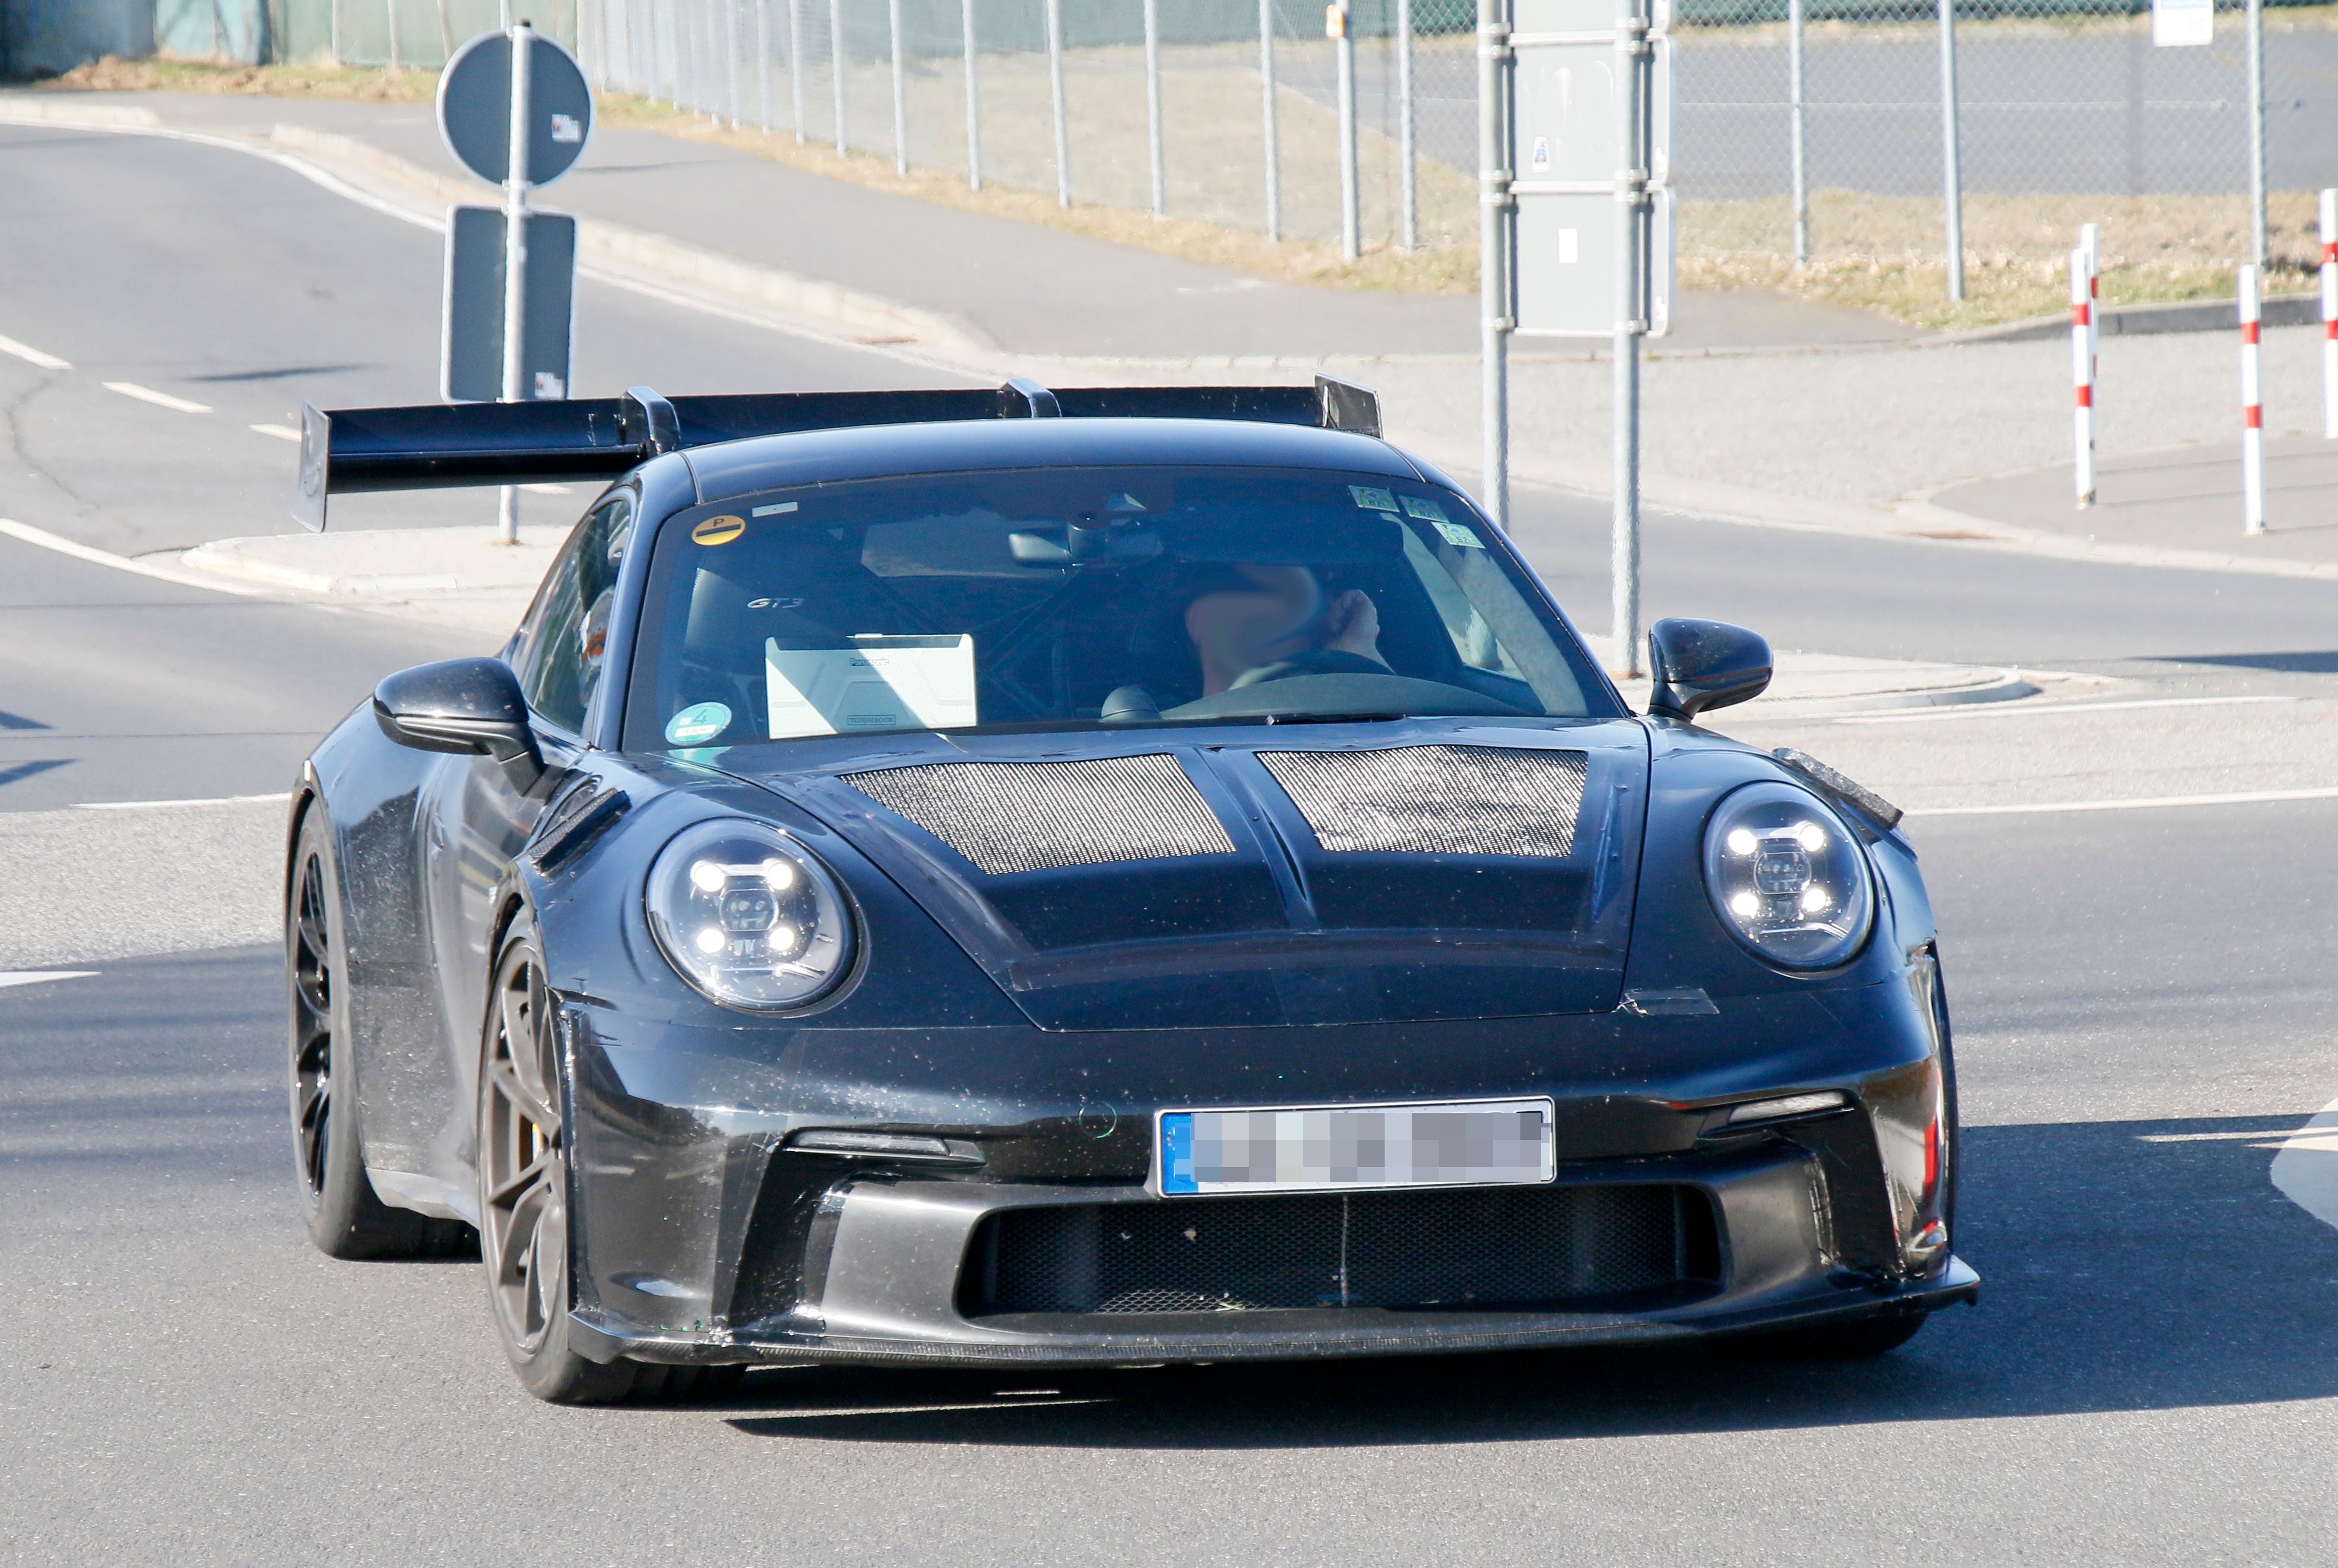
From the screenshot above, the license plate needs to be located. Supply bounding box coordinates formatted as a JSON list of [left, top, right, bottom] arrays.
[[1156, 1098, 1555, 1196]]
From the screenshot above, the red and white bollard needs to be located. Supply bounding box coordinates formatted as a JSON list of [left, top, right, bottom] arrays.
[[2071, 247, 2096, 506], [2320, 188, 2336, 441], [2080, 220, 2100, 395], [2240, 264, 2265, 536]]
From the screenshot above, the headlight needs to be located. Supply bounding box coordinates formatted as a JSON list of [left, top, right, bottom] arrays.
[[645, 819, 855, 1009], [1702, 782, 1874, 970]]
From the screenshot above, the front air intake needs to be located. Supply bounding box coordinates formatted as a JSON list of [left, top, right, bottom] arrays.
[[1258, 744, 1588, 858], [842, 753, 1236, 876]]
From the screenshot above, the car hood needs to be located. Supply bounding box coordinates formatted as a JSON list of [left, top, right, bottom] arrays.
[[730, 718, 1650, 1031]]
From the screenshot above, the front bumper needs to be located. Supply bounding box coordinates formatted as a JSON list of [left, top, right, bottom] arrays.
[[564, 1141, 1978, 1369]]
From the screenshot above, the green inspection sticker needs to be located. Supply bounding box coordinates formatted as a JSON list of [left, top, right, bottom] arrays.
[[1348, 484, 1399, 513], [664, 701, 732, 746]]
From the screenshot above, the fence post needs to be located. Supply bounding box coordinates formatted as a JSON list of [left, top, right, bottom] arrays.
[[2247, 0, 2267, 268], [1478, 0, 1509, 534], [1936, 0, 1963, 303], [2241, 264, 2265, 535], [889, 0, 907, 174], [1260, 0, 1282, 242], [1613, 0, 1647, 678], [829, 0, 846, 151], [1398, 0, 1417, 253], [2320, 188, 2335, 438], [1144, 0, 1165, 218], [757, 0, 771, 129], [726, 0, 741, 128], [962, 0, 982, 189], [789, 0, 806, 142], [2071, 250, 2095, 508], [1333, 1, 1359, 262], [1788, 0, 1806, 267], [1045, 0, 1070, 206]]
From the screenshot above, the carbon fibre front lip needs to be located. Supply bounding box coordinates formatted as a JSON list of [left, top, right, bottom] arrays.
[[567, 1258, 1979, 1368]]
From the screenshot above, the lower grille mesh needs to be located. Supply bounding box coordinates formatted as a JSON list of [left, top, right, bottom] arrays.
[[1259, 744, 1588, 858], [842, 753, 1235, 876], [962, 1184, 1713, 1316]]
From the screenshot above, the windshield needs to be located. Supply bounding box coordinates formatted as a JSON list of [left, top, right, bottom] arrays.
[[621, 465, 1615, 751]]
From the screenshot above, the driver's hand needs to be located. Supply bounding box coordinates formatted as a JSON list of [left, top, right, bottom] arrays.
[[1323, 589, 1386, 666]]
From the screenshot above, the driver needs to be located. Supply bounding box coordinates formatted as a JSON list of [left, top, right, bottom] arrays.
[[1182, 564, 1387, 696]]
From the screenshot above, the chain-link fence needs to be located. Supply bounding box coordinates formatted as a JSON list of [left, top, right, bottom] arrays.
[[280, 0, 2333, 306]]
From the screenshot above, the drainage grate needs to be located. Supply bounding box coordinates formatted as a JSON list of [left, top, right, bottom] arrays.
[[1258, 745, 1588, 858], [842, 753, 1236, 876], [961, 1184, 1715, 1316]]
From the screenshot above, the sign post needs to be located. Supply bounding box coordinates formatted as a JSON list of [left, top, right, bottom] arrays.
[[1487, 0, 1673, 677], [437, 24, 593, 542]]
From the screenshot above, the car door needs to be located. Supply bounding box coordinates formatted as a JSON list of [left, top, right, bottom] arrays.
[[414, 493, 634, 1186]]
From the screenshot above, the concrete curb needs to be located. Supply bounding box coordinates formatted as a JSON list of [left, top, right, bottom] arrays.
[[261, 123, 996, 360], [0, 98, 161, 128]]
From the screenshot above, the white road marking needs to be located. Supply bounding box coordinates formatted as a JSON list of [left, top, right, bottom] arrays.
[[0, 971, 99, 991], [0, 333, 72, 370], [250, 422, 303, 442], [75, 792, 292, 810], [2273, 1097, 2338, 1234], [1836, 694, 2294, 726], [1909, 786, 2338, 818], [103, 381, 212, 414], [0, 517, 274, 598]]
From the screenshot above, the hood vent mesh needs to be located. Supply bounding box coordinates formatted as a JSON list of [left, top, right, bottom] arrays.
[[841, 753, 1236, 876], [1259, 744, 1588, 858]]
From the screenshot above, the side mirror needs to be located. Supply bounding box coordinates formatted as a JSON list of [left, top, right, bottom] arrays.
[[373, 658, 546, 793], [1646, 619, 1772, 722]]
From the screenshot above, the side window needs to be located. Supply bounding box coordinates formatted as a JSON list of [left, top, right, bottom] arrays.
[[517, 495, 634, 737]]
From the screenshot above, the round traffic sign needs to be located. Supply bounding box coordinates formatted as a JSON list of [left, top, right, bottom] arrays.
[[437, 28, 594, 188]]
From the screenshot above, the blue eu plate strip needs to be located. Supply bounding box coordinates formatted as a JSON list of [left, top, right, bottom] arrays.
[[1159, 1113, 1197, 1194]]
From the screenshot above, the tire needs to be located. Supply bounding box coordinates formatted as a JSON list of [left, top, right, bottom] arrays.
[[476, 913, 766, 1405], [1721, 1310, 1929, 1361], [289, 807, 436, 1260]]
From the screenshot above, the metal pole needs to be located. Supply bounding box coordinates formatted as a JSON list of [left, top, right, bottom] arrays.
[[890, 0, 908, 174], [1397, 0, 1417, 253], [1334, 0, 1359, 262], [830, 0, 847, 152], [1937, 0, 1963, 303], [788, 0, 806, 140], [2241, 264, 2265, 533], [2071, 248, 2095, 508], [1788, 0, 1806, 267], [1260, 0, 1282, 242], [1045, 0, 1070, 206], [386, 0, 402, 69], [962, 0, 982, 189], [1477, 0, 1509, 534], [2247, 0, 2267, 269], [757, 0, 771, 129], [2321, 188, 2336, 439], [1612, 0, 1645, 676], [726, 0, 742, 128], [1144, 0, 1165, 218], [499, 21, 535, 547]]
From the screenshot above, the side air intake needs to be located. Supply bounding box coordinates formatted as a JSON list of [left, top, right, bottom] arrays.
[[841, 754, 1236, 876], [1258, 745, 1588, 858]]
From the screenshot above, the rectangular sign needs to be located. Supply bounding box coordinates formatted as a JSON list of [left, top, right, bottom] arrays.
[[1509, 34, 1673, 339], [1158, 1099, 1556, 1196], [765, 634, 978, 737], [2152, 0, 2213, 46], [442, 205, 577, 404]]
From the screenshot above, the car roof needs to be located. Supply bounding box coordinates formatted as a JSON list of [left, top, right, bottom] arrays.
[[680, 415, 1432, 507]]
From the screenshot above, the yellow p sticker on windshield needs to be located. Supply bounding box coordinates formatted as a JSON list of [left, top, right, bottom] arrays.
[[692, 515, 746, 547]]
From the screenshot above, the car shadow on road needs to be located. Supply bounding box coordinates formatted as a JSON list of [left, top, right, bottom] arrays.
[[719, 1114, 2338, 1447]]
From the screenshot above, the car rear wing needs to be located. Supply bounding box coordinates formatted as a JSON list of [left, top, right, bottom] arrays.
[[291, 375, 1381, 530]]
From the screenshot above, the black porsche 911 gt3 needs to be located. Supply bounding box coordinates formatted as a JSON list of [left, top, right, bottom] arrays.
[[284, 378, 1974, 1403]]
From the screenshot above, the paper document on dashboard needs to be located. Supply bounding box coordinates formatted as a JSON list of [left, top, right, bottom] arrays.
[[766, 634, 978, 737]]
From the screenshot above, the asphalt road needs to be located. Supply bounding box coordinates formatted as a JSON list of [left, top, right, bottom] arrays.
[[2, 108, 2336, 1564]]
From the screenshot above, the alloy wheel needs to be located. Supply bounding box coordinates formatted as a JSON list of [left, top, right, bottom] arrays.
[[290, 849, 335, 1199], [480, 943, 568, 1355]]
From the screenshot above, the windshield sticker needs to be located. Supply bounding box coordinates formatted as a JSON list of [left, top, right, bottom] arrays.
[[1348, 485, 1399, 513], [665, 700, 732, 746], [692, 515, 746, 547], [1402, 495, 1451, 524], [1430, 520, 1483, 549], [750, 501, 799, 517], [767, 634, 978, 737]]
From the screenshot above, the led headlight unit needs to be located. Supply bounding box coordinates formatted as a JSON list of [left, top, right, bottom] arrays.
[[645, 819, 855, 1009], [1702, 782, 1875, 970]]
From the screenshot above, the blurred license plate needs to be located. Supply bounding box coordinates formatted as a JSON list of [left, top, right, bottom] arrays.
[[1156, 1099, 1554, 1196]]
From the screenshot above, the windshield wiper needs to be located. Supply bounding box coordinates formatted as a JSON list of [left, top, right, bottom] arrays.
[[1258, 711, 1408, 724]]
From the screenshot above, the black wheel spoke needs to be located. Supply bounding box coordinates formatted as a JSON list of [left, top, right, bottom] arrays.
[[481, 943, 569, 1358]]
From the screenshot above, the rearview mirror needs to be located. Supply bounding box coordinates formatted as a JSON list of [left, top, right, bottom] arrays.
[[1646, 619, 1772, 721], [372, 658, 546, 793]]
